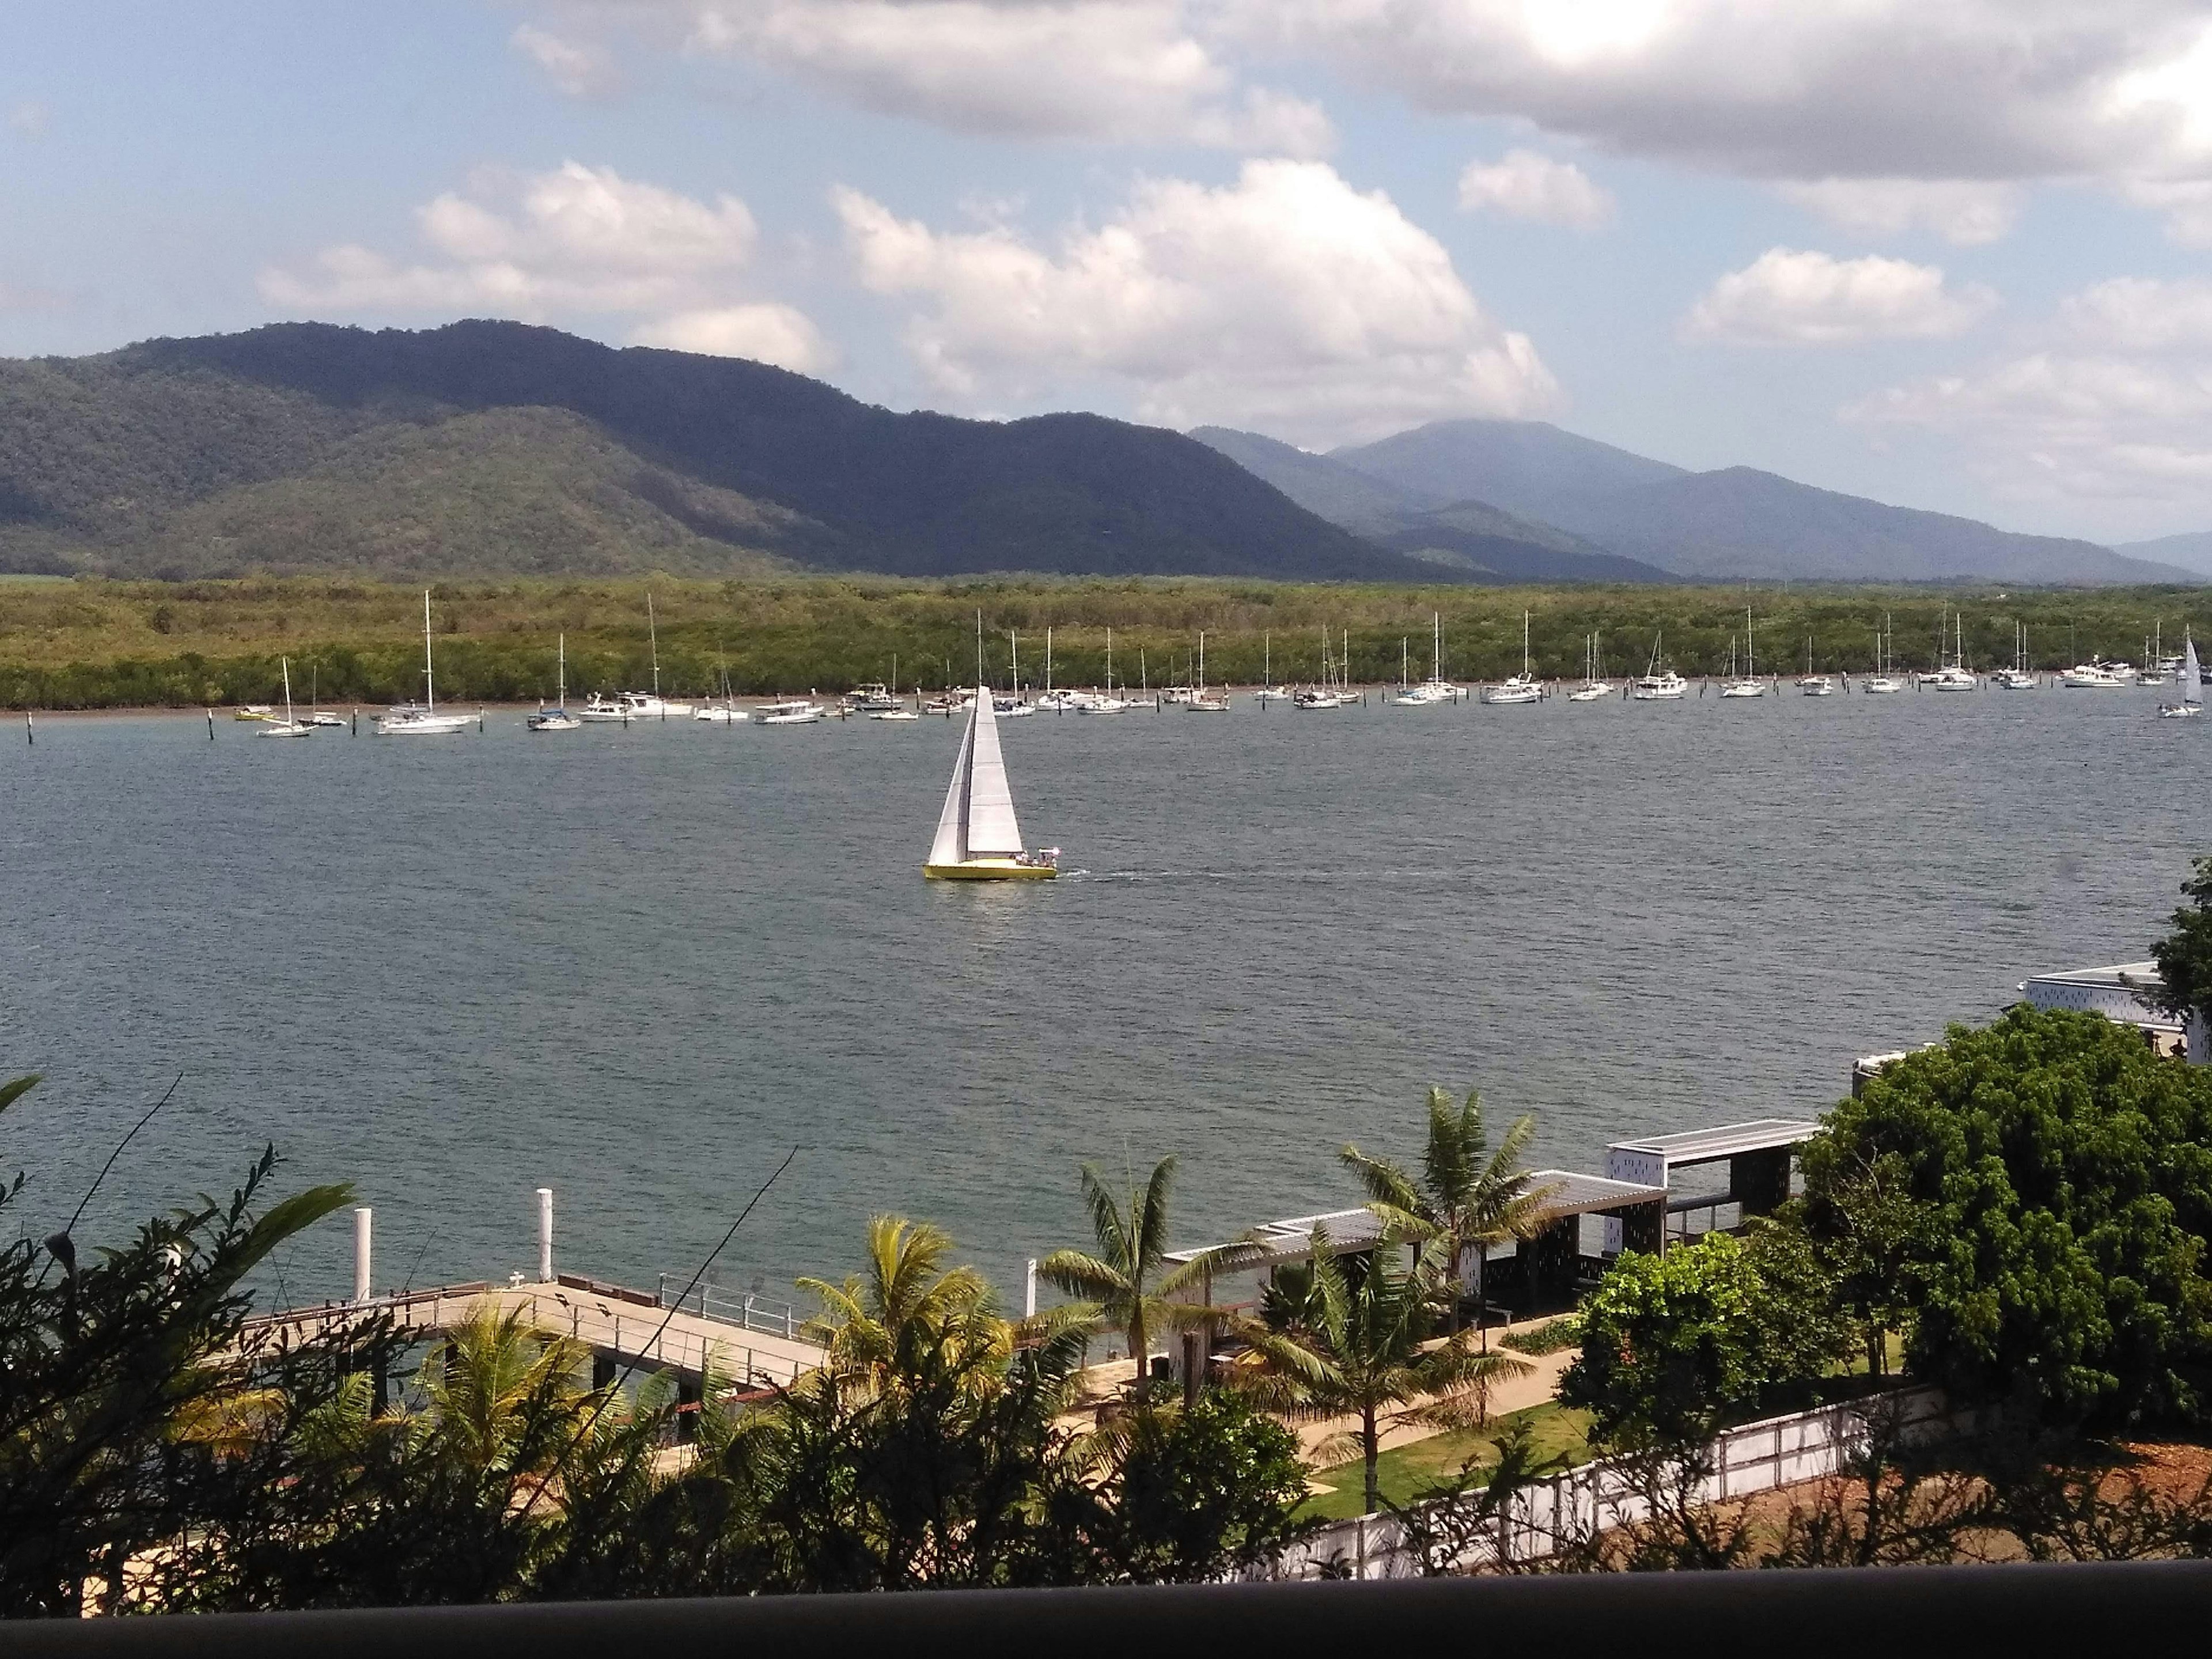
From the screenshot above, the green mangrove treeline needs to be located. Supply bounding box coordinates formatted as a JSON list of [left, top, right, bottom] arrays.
[[5, 574, 2211, 709]]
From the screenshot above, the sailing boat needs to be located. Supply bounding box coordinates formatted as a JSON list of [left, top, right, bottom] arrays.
[[2160, 632, 2203, 718], [1864, 614, 1903, 694], [302, 662, 346, 727], [530, 635, 583, 730], [925, 640, 1059, 878], [1633, 631, 1687, 700], [1568, 631, 1611, 700], [1994, 620, 2038, 689], [1719, 605, 1765, 696], [1190, 631, 1229, 710], [1253, 630, 1290, 704], [259, 657, 313, 737], [377, 592, 474, 734], [1483, 610, 1543, 703], [1295, 625, 1348, 709], [1923, 607, 1978, 690], [1798, 636, 1834, 696], [1081, 628, 1131, 714]]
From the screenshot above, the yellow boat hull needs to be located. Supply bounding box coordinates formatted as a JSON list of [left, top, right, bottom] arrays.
[[924, 859, 1058, 881]]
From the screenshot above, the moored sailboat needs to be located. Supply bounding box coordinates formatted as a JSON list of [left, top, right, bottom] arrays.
[[2160, 633, 2204, 718], [529, 634, 582, 730]]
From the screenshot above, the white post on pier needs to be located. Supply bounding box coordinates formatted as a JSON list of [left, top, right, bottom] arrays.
[[1024, 1257, 1037, 1319], [353, 1206, 373, 1304], [536, 1187, 554, 1283]]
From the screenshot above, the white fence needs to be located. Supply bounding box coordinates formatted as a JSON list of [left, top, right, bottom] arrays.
[[1270, 1386, 1955, 1580]]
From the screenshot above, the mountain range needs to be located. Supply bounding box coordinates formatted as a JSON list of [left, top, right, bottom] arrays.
[[1198, 419, 2189, 586], [0, 320, 2195, 588], [0, 320, 1434, 584]]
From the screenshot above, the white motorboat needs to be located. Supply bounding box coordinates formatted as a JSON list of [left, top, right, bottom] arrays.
[[1631, 631, 1686, 700], [1294, 687, 1348, 710], [870, 706, 921, 722], [694, 704, 748, 724], [843, 681, 903, 715], [1718, 606, 1765, 697], [1484, 610, 1544, 704], [2059, 661, 2134, 688], [233, 704, 274, 722], [579, 692, 651, 722], [259, 658, 313, 737], [756, 699, 825, 725], [529, 635, 582, 730], [377, 593, 475, 735], [2160, 633, 2204, 718]]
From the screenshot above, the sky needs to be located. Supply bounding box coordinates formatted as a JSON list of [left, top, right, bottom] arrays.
[[10, 4, 2212, 543]]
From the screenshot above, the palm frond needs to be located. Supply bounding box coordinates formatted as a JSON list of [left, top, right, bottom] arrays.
[[1038, 1248, 1131, 1304]]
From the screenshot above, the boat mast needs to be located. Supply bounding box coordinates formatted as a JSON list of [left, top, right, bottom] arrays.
[[422, 589, 435, 711], [648, 593, 660, 700], [558, 632, 567, 706], [1263, 630, 1270, 691]]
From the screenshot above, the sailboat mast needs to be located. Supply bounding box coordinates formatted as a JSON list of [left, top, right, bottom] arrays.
[[558, 632, 566, 704], [1263, 631, 1270, 691], [648, 593, 660, 699], [422, 589, 435, 711]]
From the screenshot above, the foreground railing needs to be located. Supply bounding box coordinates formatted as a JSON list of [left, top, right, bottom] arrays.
[[12, 1566, 2211, 1654]]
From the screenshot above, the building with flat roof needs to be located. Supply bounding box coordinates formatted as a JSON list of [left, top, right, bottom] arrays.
[[2017, 961, 2196, 1059]]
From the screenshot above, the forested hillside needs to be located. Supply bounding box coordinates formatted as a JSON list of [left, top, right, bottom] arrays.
[[0, 321, 1430, 584]]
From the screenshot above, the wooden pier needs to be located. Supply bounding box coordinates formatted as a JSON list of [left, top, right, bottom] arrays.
[[246, 1273, 826, 1391]]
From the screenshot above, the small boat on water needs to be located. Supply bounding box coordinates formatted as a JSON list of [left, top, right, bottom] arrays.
[[303, 665, 347, 727], [259, 658, 313, 738], [1254, 631, 1291, 704], [925, 646, 1058, 879], [1631, 631, 1686, 700], [1567, 630, 1611, 700], [1797, 636, 1832, 696], [1863, 615, 1903, 693], [377, 592, 475, 735], [2060, 660, 2135, 688], [1484, 611, 1543, 704], [234, 704, 274, 722], [529, 635, 582, 731], [756, 699, 825, 725], [2160, 634, 2204, 719], [1718, 607, 1765, 698], [1187, 632, 1230, 711], [1994, 621, 2038, 690]]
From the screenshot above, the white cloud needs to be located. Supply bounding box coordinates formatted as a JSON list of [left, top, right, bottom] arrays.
[[1684, 248, 1998, 346], [259, 161, 827, 373], [832, 158, 1558, 446], [1236, 3, 2212, 185], [512, 24, 623, 99], [633, 303, 832, 370], [1849, 276, 2212, 520], [2122, 178, 2212, 246], [1456, 149, 1614, 229], [1778, 178, 2023, 246], [683, 0, 1332, 153]]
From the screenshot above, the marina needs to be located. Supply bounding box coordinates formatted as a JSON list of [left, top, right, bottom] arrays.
[[1, 679, 2201, 1306]]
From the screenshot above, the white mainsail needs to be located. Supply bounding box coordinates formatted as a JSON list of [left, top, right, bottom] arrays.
[[929, 686, 1023, 866], [2188, 634, 2203, 706]]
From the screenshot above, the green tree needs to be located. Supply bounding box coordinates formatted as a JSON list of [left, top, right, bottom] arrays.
[[798, 1215, 1006, 1397], [1802, 1004, 2212, 1429], [1340, 1086, 1554, 1333], [1559, 1225, 1844, 1446], [0, 1074, 355, 1616], [1040, 1157, 1226, 1400], [2147, 855, 2212, 1035], [1231, 1236, 1529, 1514]]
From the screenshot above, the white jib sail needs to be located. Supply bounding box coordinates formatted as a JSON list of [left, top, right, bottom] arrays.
[[929, 700, 978, 866], [964, 685, 1023, 856], [2187, 635, 2203, 706]]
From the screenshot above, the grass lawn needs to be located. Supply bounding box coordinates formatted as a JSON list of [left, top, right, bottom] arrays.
[[1299, 1400, 1594, 1522]]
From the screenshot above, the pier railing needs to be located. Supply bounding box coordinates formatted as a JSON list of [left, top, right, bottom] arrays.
[[656, 1275, 804, 1341]]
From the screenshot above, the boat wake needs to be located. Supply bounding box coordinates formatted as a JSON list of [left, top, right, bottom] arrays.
[[1064, 866, 1459, 884]]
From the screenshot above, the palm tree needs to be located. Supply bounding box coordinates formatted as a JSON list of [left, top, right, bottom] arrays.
[[798, 1215, 1004, 1395], [1230, 1234, 1529, 1514], [1340, 1086, 1555, 1333], [1040, 1157, 1236, 1400], [417, 1304, 591, 1476]]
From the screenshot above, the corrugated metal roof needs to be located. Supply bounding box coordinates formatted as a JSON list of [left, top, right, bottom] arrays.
[[1609, 1118, 1819, 1163]]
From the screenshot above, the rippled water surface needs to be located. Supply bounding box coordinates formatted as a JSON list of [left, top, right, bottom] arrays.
[[0, 685, 2195, 1302]]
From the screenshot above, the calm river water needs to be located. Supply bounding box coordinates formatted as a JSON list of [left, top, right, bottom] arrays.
[[0, 684, 2195, 1305]]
